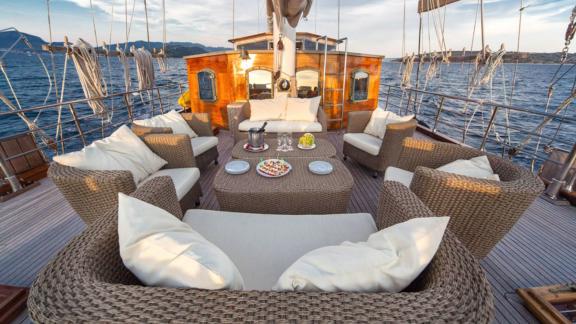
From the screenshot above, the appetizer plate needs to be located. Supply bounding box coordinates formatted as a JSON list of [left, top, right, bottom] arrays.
[[308, 160, 333, 175], [225, 160, 250, 175], [297, 143, 316, 150], [256, 159, 292, 178], [243, 143, 269, 153]]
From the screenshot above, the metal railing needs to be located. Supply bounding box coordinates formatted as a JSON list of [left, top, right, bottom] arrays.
[[380, 84, 576, 168], [0, 82, 187, 194]]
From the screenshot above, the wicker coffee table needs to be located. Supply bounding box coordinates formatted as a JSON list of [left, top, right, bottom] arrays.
[[214, 157, 353, 214], [231, 138, 336, 159]]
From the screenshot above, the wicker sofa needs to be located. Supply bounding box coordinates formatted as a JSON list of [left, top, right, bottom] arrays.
[[29, 176, 494, 322], [132, 112, 219, 170], [227, 101, 327, 144], [49, 134, 202, 225], [388, 138, 545, 258], [343, 110, 417, 178]]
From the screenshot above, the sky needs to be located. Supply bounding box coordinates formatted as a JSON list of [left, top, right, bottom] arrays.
[[0, 0, 574, 57]]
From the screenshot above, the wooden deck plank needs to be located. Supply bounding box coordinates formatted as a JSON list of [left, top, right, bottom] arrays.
[[0, 130, 574, 323]]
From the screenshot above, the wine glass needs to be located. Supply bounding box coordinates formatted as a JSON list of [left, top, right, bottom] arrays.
[[286, 132, 293, 151], [276, 133, 284, 151]]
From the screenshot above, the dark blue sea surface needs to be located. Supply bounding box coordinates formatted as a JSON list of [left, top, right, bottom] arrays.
[[0, 52, 574, 168]]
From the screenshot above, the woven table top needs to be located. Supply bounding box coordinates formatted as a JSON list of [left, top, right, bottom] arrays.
[[214, 157, 353, 193], [231, 138, 337, 159]]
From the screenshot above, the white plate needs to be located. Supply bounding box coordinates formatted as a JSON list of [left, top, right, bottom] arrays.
[[256, 159, 292, 178], [243, 143, 270, 153], [297, 143, 316, 150], [308, 161, 333, 175], [225, 160, 250, 175]]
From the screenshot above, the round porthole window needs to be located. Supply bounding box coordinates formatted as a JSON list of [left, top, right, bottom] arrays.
[[278, 79, 291, 92]]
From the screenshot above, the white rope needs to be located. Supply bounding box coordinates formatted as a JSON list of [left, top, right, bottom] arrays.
[[157, 0, 168, 73], [117, 43, 132, 101], [131, 46, 155, 91], [70, 39, 108, 116], [401, 54, 416, 88]]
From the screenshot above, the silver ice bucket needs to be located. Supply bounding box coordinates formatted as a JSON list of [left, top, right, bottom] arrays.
[[248, 127, 265, 148]]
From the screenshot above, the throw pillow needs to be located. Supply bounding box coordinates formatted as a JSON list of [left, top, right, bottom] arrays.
[[134, 110, 197, 139]]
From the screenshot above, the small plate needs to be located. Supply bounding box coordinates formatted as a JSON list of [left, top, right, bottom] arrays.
[[308, 161, 333, 175], [256, 159, 292, 178], [243, 143, 269, 153], [297, 143, 316, 150], [225, 160, 250, 175]]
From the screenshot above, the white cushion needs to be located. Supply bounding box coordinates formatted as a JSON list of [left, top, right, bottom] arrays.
[[285, 96, 321, 122], [437, 155, 500, 181], [239, 120, 323, 133], [364, 108, 414, 139], [274, 217, 449, 293], [134, 110, 198, 139], [118, 193, 244, 290], [343, 133, 382, 156], [183, 210, 377, 290], [53, 125, 167, 184], [191, 136, 218, 156], [140, 168, 200, 200], [249, 96, 287, 121], [384, 167, 414, 187]]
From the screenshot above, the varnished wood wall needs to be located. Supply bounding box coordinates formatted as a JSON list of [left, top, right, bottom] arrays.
[[186, 50, 383, 129]]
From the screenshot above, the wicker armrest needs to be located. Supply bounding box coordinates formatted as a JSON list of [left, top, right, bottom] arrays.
[[375, 180, 436, 230], [227, 102, 249, 143], [181, 112, 213, 137], [346, 111, 372, 133], [398, 138, 483, 171], [316, 107, 327, 132], [131, 124, 173, 137], [48, 162, 136, 224], [141, 134, 196, 169]]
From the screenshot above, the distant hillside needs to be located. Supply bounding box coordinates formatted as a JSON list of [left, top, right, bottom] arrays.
[[392, 51, 575, 64], [0, 30, 230, 57]]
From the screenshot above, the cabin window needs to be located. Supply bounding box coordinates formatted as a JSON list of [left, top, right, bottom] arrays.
[[247, 69, 273, 99], [197, 70, 216, 101], [296, 70, 320, 98], [351, 70, 369, 102]]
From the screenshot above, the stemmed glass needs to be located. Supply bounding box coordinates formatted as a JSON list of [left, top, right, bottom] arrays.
[[277, 133, 286, 152], [286, 132, 293, 151]]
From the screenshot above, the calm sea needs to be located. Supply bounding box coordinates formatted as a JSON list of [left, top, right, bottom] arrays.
[[0, 53, 574, 166]]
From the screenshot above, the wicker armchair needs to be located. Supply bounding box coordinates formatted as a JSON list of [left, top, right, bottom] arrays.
[[395, 138, 545, 258], [48, 134, 202, 225], [29, 177, 494, 323], [227, 101, 328, 144], [132, 112, 219, 170], [343, 110, 417, 178]]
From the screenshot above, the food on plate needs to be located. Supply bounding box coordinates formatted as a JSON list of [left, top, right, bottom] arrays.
[[257, 159, 291, 177], [298, 133, 315, 148]]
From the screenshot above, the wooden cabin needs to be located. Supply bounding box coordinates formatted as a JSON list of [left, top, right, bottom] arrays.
[[184, 32, 383, 130]]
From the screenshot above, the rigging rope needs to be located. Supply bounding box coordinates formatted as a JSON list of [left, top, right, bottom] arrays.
[[70, 39, 108, 116], [401, 54, 416, 88], [131, 46, 155, 91]]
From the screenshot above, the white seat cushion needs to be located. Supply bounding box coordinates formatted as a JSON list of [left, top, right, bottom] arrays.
[[140, 168, 200, 200], [249, 95, 287, 121], [364, 108, 414, 139], [118, 194, 244, 290], [239, 120, 323, 133], [134, 110, 198, 139], [182, 210, 377, 290], [285, 96, 321, 122], [274, 217, 449, 293], [191, 136, 218, 156], [384, 167, 414, 187], [343, 133, 382, 156], [53, 125, 167, 184]]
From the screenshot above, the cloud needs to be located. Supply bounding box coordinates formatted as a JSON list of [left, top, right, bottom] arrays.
[[8, 0, 576, 56]]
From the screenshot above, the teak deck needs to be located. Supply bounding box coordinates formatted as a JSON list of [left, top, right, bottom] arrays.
[[1, 130, 575, 323]]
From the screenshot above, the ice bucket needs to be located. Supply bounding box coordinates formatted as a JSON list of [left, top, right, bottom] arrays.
[[248, 127, 265, 148]]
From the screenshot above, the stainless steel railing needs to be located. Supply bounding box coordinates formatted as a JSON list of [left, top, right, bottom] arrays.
[[0, 82, 187, 194], [380, 84, 576, 171]]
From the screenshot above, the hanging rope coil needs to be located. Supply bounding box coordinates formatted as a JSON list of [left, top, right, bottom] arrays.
[[401, 54, 416, 88], [131, 46, 155, 90], [69, 38, 108, 116]]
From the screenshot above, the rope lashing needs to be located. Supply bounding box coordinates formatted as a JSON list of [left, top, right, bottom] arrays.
[[131, 46, 155, 91], [69, 39, 108, 116], [401, 53, 416, 88], [561, 5, 576, 63]]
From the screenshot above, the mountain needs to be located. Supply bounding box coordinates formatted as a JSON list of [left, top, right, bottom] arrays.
[[391, 51, 575, 64], [0, 30, 230, 57]]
